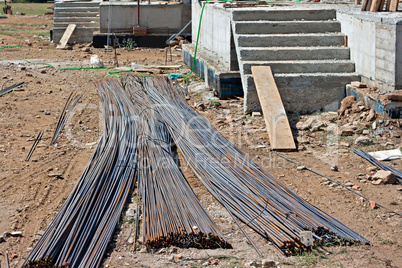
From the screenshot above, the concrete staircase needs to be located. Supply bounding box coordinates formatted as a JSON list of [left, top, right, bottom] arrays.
[[53, 0, 101, 44], [231, 9, 360, 114]]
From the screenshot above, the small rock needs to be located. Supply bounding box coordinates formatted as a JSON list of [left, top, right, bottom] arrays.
[[340, 126, 356, 136], [391, 132, 400, 138], [351, 185, 361, 191], [396, 187, 402, 191], [40, 70, 46, 74], [174, 254, 182, 260], [10, 231, 23, 237], [252, 112, 262, 117], [330, 165, 338, 172], [366, 166, 378, 173], [44, 111, 51, 115], [208, 256, 218, 265], [345, 182, 354, 187], [126, 208, 136, 218], [366, 109, 376, 122], [296, 165, 307, 170], [127, 236, 134, 244], [372, 170, 397, 184], [354, 136, 372, 145], [369, 200, 377, 209], [48, 173, 63, 178], [372, 121, 377, 130], [371, 179, 384, 185], [262, 259, 277, 268], [362, 129, 370, 135], [202, 262, 209, 266], [338, 96, 356, 116], [82, 47, 91, 52], [245, 260, 257, 268], [340, 142, 350, 147], [157, 248, 167, 254], [195, 102, 205, 111], [384, 142, 394, 147], [10, 253, 18, 259]]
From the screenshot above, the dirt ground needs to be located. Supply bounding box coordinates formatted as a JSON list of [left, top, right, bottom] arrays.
[[1, 15, 402, 268]]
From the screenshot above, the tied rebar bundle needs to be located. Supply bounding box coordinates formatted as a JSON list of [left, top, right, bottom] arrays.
[[352, 148, 402, 184], [123, 76, 230, 249], [123, 74, 370, 255], [24, 80, 138, 268]]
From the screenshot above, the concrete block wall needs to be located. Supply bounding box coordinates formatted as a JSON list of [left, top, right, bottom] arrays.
[[192, 1, 235, 70], [337, 10, 402, 93], [100, 2, 191, 34]]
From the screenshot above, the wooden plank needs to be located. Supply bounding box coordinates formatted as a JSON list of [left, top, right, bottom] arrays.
[[385, 0, 391, 10], [370, 0, 382, 11], [56, 24, 76, 49], [366, 0, 374, 10], [361, 0, 369, 10], [389, 0, 399, 11], [251, 66, 296, 151], [379, 0, 387, 10]]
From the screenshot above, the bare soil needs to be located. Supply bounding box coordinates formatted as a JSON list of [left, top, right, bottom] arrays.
[[0, 15, 401, 268]]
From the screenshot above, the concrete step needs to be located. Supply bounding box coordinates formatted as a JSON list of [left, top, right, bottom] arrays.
[[54, 21, 99, 28], [53, 26, 96, 43], [55, 2, 101, 8], [55, 11, 99, 17], [242, 60, 355, 74], [244, 73, 360, 113], [237, 33, 346, 47], [239, 47, 350, 61], [232, 9, 336, 21], [54, 7, 99, 13], [234, 20, 340, 34], [54, 17, 100, 23]]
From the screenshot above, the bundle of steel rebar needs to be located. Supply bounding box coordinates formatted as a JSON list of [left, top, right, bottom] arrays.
[[352, 148, 402, 183], [25, 131, 43, 161], [124, 76, 230, 249], [24, 80, 137, 268], [0, 81, 26, 97], [125, 75, 370, 255], [50, 92, 84, 145]]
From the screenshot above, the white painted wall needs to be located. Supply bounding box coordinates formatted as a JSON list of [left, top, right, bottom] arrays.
[[337, 10, 402, 92], [100, 2, 191, 33], [192, 1, 232, 70]]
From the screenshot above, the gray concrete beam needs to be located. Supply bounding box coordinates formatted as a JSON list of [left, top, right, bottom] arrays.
[[239, 47, 350, 61], [232, 9, 336, 21], [237, 33, 345, 47], [242, 60, 355, 74], [234, 21, 341, 34]]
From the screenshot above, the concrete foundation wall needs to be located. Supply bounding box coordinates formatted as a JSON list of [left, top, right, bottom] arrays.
[[337, 10, 402, 92], [192, 1, 234, 70], [100, 2, 191, 33]]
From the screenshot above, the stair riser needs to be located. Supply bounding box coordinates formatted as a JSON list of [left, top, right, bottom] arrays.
[[232, 9, 336, 21], [235, 22, 340, 34], [55, 12, 99, 17], [54, 7, 99, 12], [237, 35, 345, 47], [55, 2, 101, 8], [244, 74, 360, 113], [54, 17, 100, 23], [54, 22, 99, 28], [240, 48, 350, 61], [53, 27, 95, 43], [242, 62, 355, 74]]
